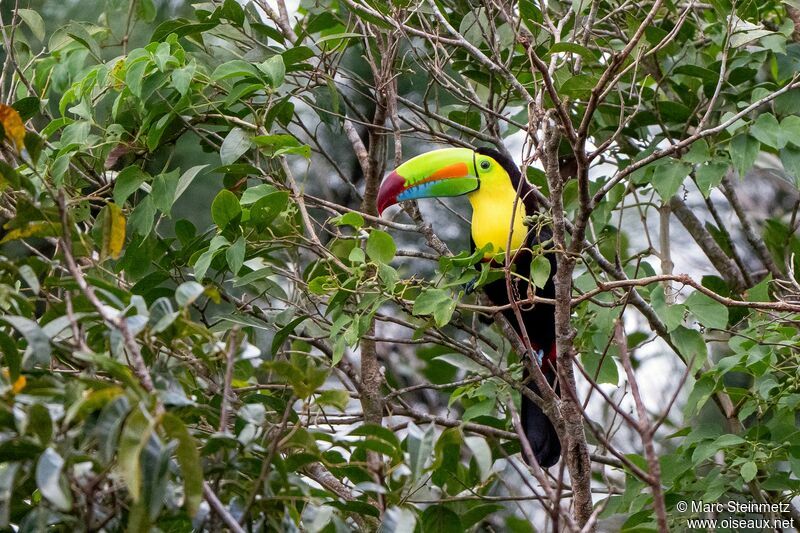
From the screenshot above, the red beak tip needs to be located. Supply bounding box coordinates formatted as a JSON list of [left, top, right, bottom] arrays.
[[376, 171, 405, 216]]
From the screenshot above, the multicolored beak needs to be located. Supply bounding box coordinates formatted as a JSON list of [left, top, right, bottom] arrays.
[[377, 148, 480, 214]]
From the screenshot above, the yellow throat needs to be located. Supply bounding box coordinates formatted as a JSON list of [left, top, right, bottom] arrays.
[[468, 179, 528, 258]]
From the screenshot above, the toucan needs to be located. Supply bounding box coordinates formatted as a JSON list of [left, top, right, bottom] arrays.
[[377, 147, 561, 468]]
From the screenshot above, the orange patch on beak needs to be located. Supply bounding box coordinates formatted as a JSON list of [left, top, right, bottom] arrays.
[[418, 162, 469, 184]]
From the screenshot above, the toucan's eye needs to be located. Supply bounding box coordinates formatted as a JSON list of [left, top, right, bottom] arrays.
[[479, 160, 491, 170]]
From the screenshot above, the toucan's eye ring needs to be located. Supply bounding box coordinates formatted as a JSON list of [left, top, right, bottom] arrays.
[[479, 160, 490, 170]]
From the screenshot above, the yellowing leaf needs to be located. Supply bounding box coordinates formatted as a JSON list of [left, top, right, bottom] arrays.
[[12, 375, 26, 394], [100, 203, 126, 260], [110, 58, 126, 89], [2, 369, 26, 394], [0, 104, 25, 150], [0, 222, 61, 243]]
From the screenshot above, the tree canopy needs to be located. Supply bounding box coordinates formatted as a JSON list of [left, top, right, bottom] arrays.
[[1, 0, 800, 531]]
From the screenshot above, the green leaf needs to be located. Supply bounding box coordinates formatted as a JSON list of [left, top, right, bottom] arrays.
[[421, 505, 462, 533], [128, 195, 156, 236], [138, 0, 156, 23], [782, 115, 800, 145], [252, 134, 310, 158], [683, 141, 710, 164], [312, 81, 341, 131], [530, 255, 551, 288], [226, 236, 246, 274], [220, 0, 245, 25], [780, 145, 800, 186], [685, 291, 728, 330], [13, 100, 45, 127], [23, 131, 43, 164], [151, 169, 179, 214], [652, 160, 690, 199], [171, 62, 196, 96], [148, 298, 177, 333], [36, 448, 72, 511], [211, 189, 242, 230], [334, 212, 365, 229], [670, 326, 707, 371], [174, 165, 207, 202], [462, 504, 504, 529], [240, 184, 276, 205], [433, 353, 487, 374], [259, 55, 286, 88], [193, 236, 228, 280], [581, 352, 619, 385], [125, 58, 150, 98], [695, 162, 728, 197], [118, 406, 155, 502], [348, 247, 365, 263], [413, 288, 456, 327], [380, 507, 417, 533], [741, 461, 757, 482], [65, 22, 102, 59], [380, 263, 398, 289], [94, 396, 132, 463], [149, 19, 219, 43], [464, 436, 492, 481], [730, 17, 772, 47], [462, 397, 494, 421], [728, 135, 759, 177], [316, 32, 363, 45], [407, 423, 435, 482], [0, 161, 20, 190], [559, 74, 597, 99], [153, 41, 172, 72], [459, 10, 487, 46], [673, 64, 720, 83], [250, 191, 289, 229], [749, 113, 786, 149], [17, 9, 45, 42], [64, 386, 125, 426], [271, 315, 308, 354], [366, 230, 396, 264], [0, 315, 51, 367], [546, 42, 596, 60], [161, 414, 203, 517], [211, 60, 262, 81], [219, 127, 251, 165], [114, 166, 149, 205], [18, 264, 39, 294], [317, 389, 350, 411], [713, 434, 745, 448], [519, 0, 542, 31], [233, 267, 273, 287], [175, 281, 205, 307], [349, 424, 401, 449], [572, 0, 590, 14]]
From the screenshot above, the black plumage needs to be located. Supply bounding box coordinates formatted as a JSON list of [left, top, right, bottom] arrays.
[[474, 147, 561, 468]]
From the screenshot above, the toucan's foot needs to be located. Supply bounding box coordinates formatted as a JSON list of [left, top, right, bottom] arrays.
[[530, 348, 545, 366]]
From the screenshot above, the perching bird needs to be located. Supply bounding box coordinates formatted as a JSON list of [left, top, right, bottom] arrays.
[[376, 146, 561, 468]]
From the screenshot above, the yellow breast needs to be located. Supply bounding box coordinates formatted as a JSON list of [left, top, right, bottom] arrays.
[[468, 184, 528, 258]]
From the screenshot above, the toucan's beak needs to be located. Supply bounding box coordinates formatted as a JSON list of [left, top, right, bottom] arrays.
[[377, 148, 480, 215]]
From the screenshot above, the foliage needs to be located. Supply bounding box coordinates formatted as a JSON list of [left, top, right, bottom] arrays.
[[0, 0, 799, 531]]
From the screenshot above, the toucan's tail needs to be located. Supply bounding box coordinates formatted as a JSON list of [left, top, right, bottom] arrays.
[[521, 368, 561, 468]]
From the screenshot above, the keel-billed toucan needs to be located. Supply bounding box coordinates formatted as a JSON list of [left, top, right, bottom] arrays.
[[377, 147, 561, 468]]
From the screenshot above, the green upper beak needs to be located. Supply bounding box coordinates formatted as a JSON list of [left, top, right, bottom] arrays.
[[377, 148, 480, 214]]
